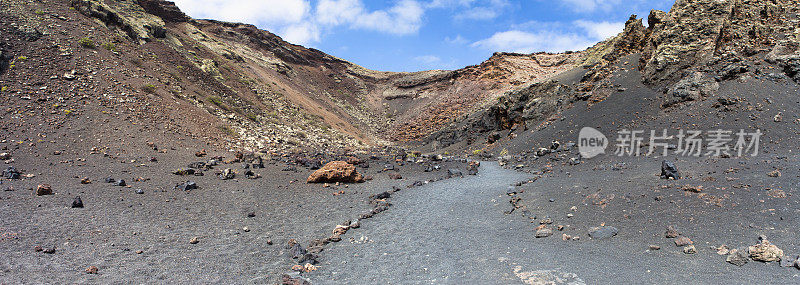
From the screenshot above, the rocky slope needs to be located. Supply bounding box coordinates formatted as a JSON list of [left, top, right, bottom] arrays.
[[424, 0, 800, 153], [0, 0, 581, 153]]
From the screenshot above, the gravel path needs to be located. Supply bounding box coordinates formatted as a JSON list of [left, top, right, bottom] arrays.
[[308, 162, 799, 284], [308, 162, 581, 284]]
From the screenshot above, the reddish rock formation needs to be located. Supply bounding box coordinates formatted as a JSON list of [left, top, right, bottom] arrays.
[[307, 161, 364, 183]]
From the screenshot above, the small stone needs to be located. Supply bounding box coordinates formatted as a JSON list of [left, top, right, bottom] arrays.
[[247, 211, 256, 218], [135, 189, 145, 194], [506, 186, 517, 196], [136, 250, 143, 254], [649, 245, 661, 250], [767, 170, 781, 177], [85, 266, 98, 274], [683, 245, 697, 254], [674, 236, 693, 247], [43, 247, 55, 254], [535, 227, 553, 238], [665, 226, 679, 238], [71, 196, 84, 208], [588, 226, 619, 239], [726, 249, 748, 266], [189, 237, 199, 244], [80, 177, 91, 184], [34, 246, 43, 252], [716, 245, 730, 255], [243, 227, 250, 232], [36, 184, 53, 196], [779, 256, 797, 267]]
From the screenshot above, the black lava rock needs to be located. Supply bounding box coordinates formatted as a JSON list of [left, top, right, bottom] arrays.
[[71, 196, 84, 208], [660, 160, 680, 180]]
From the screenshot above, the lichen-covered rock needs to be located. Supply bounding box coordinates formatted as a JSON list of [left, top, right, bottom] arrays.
[[71, 0, 167, 44], [749, 238, 784, 262], [307, 161, 364, 183]]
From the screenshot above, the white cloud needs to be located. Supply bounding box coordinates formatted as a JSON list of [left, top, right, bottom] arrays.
[[282, 22, 320, 45], [173, 0, 425, 45], [172, 0, 310, 26], [471, 19, 624, 53], [314, 0, 424, 35], [414, 55, 442, 64], [556, 0, 622, 13], [574, 20, 625, 40], [445, 35, 468, 45], [472, 30, 594, 53], [429, 0, 509, 20]]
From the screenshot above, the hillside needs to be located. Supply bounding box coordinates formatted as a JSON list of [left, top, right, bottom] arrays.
[[1, 0, 581, 153]]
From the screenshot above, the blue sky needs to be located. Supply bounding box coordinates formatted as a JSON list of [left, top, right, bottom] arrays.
[[172, 0, 675, 72]]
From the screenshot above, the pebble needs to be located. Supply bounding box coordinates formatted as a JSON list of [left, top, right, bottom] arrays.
[[189, 237, 199, 244], [683, 245, 697, 254], [674, 236, 693, 247], [535, 227, 553, 238], [85, 266, 98, 274], [71, 196, 84, 208], [665, 226, 679, 238]]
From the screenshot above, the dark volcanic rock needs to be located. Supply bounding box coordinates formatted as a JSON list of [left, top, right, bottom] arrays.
[[36, 184, 53, 196], [174, 181, 197, 191], [660, 160, 680, 180], [137, 0, 190, 22], [588, 226, 618, 239], [281, 273, 311, 285], [663, 72, 718, 107], [726, 249, 749, 266], [447, 169, 463, 178], [72, 196, 84, 208], [287, 239, 307, 259], [3, 167, 20, 180]]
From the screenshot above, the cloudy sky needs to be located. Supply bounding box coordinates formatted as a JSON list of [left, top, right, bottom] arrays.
[[172, 0, 675, 72]]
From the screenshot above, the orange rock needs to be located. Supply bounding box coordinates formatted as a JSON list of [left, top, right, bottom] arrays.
[[307, 161, 364, 183]]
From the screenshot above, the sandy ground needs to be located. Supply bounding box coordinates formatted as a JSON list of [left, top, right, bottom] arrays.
[[0, 132, 466, 283]]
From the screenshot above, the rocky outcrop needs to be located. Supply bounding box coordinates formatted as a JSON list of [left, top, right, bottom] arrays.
[[640, 0, 799, 84], [639, 0, 734, 84], [137, 0, 190, 23], [71, 0, 167, 44], [663, 72, 719, 107], [307, 161, 365, 183], [427, 80, 574, 149]]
